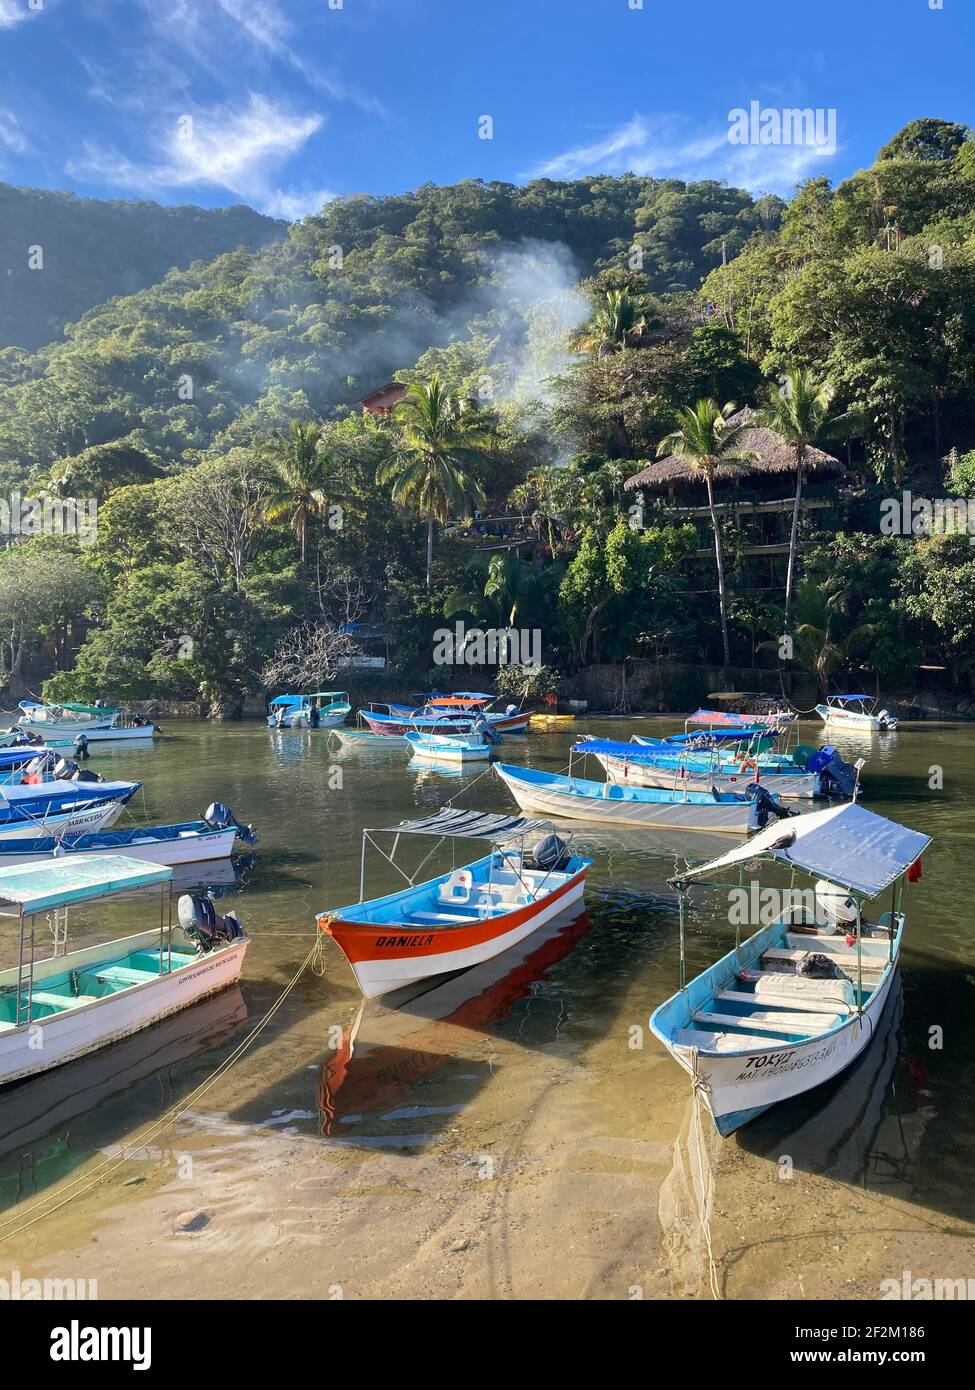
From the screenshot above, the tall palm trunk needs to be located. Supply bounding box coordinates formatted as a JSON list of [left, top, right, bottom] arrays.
[[705, 470, 731, 667], [784, 444, 805, 617], [425, 515, 434, 589], [300, 511, 307, 564]]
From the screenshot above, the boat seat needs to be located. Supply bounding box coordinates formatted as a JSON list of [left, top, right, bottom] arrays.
[[693, 1008, 840, 1037], [714, 988, 852, 1017], [675, 1027, 783, 1054], [739, 969, 856, 1006], [762, 947, 885, 977], [410, 909, 482, 924], [438, 870, 473, 906], [88, 964, 158, 987]]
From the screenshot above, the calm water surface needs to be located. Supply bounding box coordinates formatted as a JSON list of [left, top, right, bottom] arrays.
[[1, 716, 972, 1292]]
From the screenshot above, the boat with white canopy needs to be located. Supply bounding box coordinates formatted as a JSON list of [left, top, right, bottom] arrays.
[[317, 808, 590, 997], [0, 855, 249, 1084], [649, 802, 930, 1136]]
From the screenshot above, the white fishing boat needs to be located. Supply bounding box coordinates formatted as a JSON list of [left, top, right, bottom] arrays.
[[0, 855, 249, 1085], [317, 808, 590, 997], [649, 802, 929, 1136], [493, 762, 776, 835], [16, 701, 159, 741], [405, 731, 494, 765], [0, 803, 256, 869], [815, 693, 897, 732], [0, 779, 140, 842]]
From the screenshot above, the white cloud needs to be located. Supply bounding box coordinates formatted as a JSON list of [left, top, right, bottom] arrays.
[[67, 93, 323, 211], [0, 0, 38, 29], [0, 108, 26, 154], [528, 112, 841, 196], [261, 185, 335, 221]]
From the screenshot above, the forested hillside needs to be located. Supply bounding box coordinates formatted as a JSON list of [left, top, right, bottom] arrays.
[[0, 176, 778, 491], [4, 118, 975, 714], [0, 184, 284, 352]]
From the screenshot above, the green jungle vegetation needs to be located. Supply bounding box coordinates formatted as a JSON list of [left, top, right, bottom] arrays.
[[2, 117, 975, 713]]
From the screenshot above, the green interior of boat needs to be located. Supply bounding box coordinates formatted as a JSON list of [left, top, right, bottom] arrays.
[[0, 946, 199, 1026]]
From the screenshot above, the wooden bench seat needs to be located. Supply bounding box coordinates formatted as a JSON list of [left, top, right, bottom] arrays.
[[693, 1008, 841, 1036], [714, 988, 853, 1017]]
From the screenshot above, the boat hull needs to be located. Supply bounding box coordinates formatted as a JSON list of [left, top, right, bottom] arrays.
[[0, 798, 127, 842], [597, 754, 820, 800], [18, 722, 157, 742], [815, 704, 896, 732], [0, 824, 237, 867], [495, 764, 758, 834], [361, 710, 530, 736], [322, 867, 588, 998], [678, 966, 899, 1137], [0, 929, 248, 1085]]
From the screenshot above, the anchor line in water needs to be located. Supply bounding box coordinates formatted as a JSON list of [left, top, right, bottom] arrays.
[[0, 938, 322, 1241]]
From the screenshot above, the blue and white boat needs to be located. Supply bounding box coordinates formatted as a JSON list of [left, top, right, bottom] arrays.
[[267, 691, 351, 728], [0, 855, 249, 1084], [815, 693, 898, 732], [0, 778, 140, 841], [0, 805, 256, 869], [649, 802, 929, 1136], [405, 731, 495, 764], [573, 737, 823, 800], [493, 763, 772, 835]]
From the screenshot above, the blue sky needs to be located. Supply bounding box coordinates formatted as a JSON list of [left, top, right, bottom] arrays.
[[0, 0, 972, 219]]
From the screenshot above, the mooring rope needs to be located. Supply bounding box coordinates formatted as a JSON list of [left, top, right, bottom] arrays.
[[0, 938, 320, 1241], [690, 1051, 723, 1301]]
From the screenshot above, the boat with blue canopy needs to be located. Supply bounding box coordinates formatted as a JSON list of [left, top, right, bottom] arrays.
[[649, 802, 929, 1135], [815, 693, 898, 732], [571, 736, 849, 800], [0, 777, 140, 841], [267, 691, 351, 729], [0, 853, 249, 1084]]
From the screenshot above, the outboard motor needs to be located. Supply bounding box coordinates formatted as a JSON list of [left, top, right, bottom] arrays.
[[748, 783, 796, 828], [74, 734, 90, 759], [203, 802, 258, 846], [818, 751, 859, 799], [504, 704, 519, 717], [814, 879, 859, 932], [530, 832, 572, 872], [471, 713, 502, 746], [877, 708, 897, 730], [177, 894, 245, 953]]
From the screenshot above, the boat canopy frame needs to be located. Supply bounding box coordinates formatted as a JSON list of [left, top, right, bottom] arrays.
[[0, 854, 176, 1027], [355, 807, 575, 906]]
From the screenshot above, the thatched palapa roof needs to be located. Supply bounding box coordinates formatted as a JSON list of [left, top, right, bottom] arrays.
[[623, 408, 845, 492]]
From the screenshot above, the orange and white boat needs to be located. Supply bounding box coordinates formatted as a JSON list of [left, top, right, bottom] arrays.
[[316, 808, 590, 998]]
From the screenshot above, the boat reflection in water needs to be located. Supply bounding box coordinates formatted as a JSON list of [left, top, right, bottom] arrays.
[[0, 985, 247, 1210], [317, 907, 592, 1136]]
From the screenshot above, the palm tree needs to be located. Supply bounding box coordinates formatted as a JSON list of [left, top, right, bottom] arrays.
[[259, 421, 333, 563], [656, 400, 757, 666], [755, 369, 862, 618], [580, 288, 647, 357], [378, 376, 489, 587]]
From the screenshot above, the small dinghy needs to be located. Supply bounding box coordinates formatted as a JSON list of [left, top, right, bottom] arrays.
[[405, 730, 497, 765], [317, 808, 590, 997], [493, 762, 786, 836], [649, 802, 930, 1136], [0, 855, 249, 1085]]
